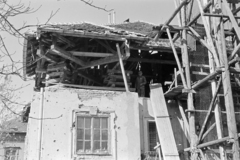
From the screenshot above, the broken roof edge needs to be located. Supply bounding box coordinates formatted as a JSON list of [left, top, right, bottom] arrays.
[[44, 82, 135, 92]]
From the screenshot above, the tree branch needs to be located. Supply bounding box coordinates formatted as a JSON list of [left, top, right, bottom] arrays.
[[80, 0, 113, 12]]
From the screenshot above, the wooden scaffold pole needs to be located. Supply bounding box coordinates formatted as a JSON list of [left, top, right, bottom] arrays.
[[220, 1, 240, 159], [206, 0, 225, 159], [181, 1, 198, 159]]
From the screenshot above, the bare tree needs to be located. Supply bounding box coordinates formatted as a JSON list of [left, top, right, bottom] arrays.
[[0, 0, 58, 127], [0, 0, 114, 122]]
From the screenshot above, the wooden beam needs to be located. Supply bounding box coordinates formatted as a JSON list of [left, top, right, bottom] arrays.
[[188, 27, 215, 55], [218, 4, 240, 159], [49, 45, 86, 66], [150, 84, 180, 160], [116, 43, 129, 92], [201, 123, 216, 141], [39, 28, 129, 42], [197, 77, 222, 144], [79, 55, 119, 69], [229, 57, 240, 65], [182, 5, 198, 158], [52, 33, 75, 47], [177, 100, 190, 142], [127, 57, 177, 65], [196, 0, 220, 67], [154, 0, 188, 40], [95, 40, 117, 54], [166, 28, 188, 89], [229, 67, 240, 73], [47, 62, 65, 72], [44, 52, 60, 63], [228, 43, 240, 60], [186, 109, 240, 114], [70, 51, 113, 57], [203, 13, 240, 19], [48, 72, 63, 77], [129, 44, 178, 53], [223, 0, 240, 41], [124, 41, 130, 60], [187, 1, 212, 26], [192, 68, 222, 90], [184, 135, 240, 152], [42, 81, 135, 92]]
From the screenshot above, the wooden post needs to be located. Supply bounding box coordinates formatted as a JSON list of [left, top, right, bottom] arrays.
[[218, 2, 240, 158], [116, 43, 129, 92], [187, 1, 213, 26], [181, 2, 198, 160], [210, 1, 225, 159], [166, 28, 188, 89], [196, 0, 220, 67]]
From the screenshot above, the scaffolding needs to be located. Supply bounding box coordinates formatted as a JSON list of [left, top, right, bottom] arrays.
[[154, 0, 240, 159]]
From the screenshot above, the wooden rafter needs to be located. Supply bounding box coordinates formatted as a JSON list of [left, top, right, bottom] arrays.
[[127, 57, 177, 65], [52, 33, 75, 47], [70, 51, 114, 57], [79, 55, 119, 70], [49, 45, 87, 66], [95, 39, 117, 54]]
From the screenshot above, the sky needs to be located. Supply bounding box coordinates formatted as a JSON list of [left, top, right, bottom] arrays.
[[3, 0, 177, 108]]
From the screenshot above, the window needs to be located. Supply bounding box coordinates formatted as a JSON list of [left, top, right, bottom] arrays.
[[148, 122, 159, 151], [76, 115, 110, 155], [4, 147, 19, 160]]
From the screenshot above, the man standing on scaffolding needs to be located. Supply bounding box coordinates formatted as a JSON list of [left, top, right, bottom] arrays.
[[135, 71, 147, 97]]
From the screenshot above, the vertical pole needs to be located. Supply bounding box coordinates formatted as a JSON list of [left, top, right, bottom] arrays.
[[181, 1, 197, 159], [166, 28, 188, 89], [38, 87, 44, 160], [116, 43, 129, 92], [219, 2, 240, 158], [208, 0, 225, 159], [108, 13, 111, 24], [112, 11, 116, 24]]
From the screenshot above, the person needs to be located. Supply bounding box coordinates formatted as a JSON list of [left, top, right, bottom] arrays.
[[135, 71, 147, 97]]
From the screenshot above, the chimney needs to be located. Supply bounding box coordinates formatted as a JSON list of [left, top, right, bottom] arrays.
[[108, 13, 111, 24], [112, 11, 116, 24]]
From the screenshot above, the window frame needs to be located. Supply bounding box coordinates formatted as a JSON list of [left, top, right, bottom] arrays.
[[74, 113, 111, 155], [4, 147, 20, 160]]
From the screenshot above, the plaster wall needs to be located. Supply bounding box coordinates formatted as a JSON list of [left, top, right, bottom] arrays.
[[24, 87, 140, 160]]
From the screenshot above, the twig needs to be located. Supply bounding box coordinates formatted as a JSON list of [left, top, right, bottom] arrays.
[[80, 0, 113, 12], [2, 100, 63, 120]]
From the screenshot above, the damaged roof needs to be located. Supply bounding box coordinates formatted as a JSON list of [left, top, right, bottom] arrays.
[[1, 117, 27, 133], [23, 21, 181, 80]]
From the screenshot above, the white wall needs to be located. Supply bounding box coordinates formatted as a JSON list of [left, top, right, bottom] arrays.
[[24, 87, 140, 160]]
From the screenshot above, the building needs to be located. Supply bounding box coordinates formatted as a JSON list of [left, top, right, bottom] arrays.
[[22, 7, 240, 159], [0, 117, 27, 160]]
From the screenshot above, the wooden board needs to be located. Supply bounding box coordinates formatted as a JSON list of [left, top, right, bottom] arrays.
[[150, 84, 180, 160]]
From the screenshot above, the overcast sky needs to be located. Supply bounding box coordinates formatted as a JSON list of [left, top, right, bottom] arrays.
[[3, 0, 177, 106]]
